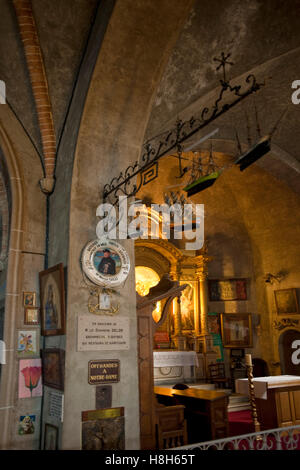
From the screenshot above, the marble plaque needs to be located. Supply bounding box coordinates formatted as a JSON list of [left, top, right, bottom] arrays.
[[77, 315, 130, 351]]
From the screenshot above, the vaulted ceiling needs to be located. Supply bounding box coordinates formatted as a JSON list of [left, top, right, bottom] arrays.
[[0, 0, 299, 193], [144, 0, 300, 194], [0, 0, 98, 155]]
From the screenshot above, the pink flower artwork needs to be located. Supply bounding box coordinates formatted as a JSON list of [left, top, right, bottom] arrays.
[[19, 359, 43, 398]]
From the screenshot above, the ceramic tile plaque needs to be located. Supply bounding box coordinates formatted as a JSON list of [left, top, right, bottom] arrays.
[[77, 315, 130, 351]]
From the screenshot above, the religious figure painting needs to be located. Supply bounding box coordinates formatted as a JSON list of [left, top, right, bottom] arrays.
[[24, 307, 40, 325], [39, 263, 66, 336], [23, 292, 36, 307], [17, 329, 39, 357], [274, 288, 299, 315], [220, 313, 252, 348], [180, 283, 195, 331], [42, 348, 65, 391], [18, 415, 36, 435], [81, 408, 125, 450]]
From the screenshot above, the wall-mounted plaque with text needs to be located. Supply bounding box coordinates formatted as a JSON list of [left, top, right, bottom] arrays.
[[88, 360, 120, 385], [77, 315, 130, 351]]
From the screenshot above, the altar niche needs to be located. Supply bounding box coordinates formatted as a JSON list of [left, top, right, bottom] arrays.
[[135, 238, 215, 356]]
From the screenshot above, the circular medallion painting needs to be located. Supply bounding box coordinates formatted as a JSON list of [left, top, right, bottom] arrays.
[[81, 239, 130, 287]]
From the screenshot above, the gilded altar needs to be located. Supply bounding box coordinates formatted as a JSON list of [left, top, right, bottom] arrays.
[[135, 238, 218, 378]]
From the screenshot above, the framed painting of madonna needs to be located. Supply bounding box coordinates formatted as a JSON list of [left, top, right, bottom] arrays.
[[39, 263, 66, 336]]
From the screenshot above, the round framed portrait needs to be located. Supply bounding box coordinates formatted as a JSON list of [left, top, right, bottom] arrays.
[[81, 239, 130, 287]]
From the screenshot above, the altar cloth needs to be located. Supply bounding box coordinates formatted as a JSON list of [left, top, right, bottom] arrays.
[[153, 351, 199, 368], [235, 375, 300, 400]]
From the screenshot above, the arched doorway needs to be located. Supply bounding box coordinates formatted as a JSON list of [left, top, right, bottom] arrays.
[[279, 329, 300, 375]]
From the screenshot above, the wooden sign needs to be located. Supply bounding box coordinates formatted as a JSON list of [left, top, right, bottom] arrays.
[[88, 360, 120, 385]]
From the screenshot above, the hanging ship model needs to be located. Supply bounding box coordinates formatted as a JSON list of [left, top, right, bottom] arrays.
[[183, 146, 222, 197], [182, 104, 287, 197]]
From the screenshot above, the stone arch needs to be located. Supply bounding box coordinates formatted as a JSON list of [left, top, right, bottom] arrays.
[[0, 171, 9, 271], [0, 110, 45, 449], [135, 238, 183, 276]]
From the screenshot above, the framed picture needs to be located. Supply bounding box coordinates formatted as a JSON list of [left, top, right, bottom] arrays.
[[24, 307, 40, 325], [207, 313, 224, 362], [17, 329, 39, 357], [209, 279, 247, 301], [207, 313, 221, 335], [18, 414, 36, 435], [44, 423, 58, 450], [42, 348, 65, 391], [18, 358, 42, 398], [180, 283, 195, 332], [23, 292, 36, 307], [39, 263, 65, 336], [274, 288, 299, 315], [81, 407, 125, 450], [220, 313, 252, 348]]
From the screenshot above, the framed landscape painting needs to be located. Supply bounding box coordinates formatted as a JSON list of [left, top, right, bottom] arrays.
[[39, 263, 65, 336], [220, 313, 252, 348]]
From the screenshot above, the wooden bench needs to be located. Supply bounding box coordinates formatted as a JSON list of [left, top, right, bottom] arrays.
[[155, 404, 187, 449], [154, 386, 229, 443]]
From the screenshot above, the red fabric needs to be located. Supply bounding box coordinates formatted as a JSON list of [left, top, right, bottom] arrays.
[[228, 410, 254, 436], [227, 410, 300, 449]]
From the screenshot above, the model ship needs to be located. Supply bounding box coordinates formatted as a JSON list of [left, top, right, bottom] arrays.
[[183, 148, 221, 197], [235, 135, 271, 171]]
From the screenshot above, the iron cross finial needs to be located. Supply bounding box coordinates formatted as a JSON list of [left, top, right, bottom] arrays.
[[213, 52, 234, 82]]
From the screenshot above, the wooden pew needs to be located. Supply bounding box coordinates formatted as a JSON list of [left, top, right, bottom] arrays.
[[155, 404, 187, 449], [154, 386, 229, 443]]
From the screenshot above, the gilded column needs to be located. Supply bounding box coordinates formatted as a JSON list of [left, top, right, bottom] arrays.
[[198, 271, 209, 336], [195, 255, 215, 360], [170, 262, 185, 350], [196, 259, 209, 337], [193, 279, 201, 337]]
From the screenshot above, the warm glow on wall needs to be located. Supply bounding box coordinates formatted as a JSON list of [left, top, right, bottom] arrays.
[[135, 266, 160, 296], [135, 266, 162, 322]]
